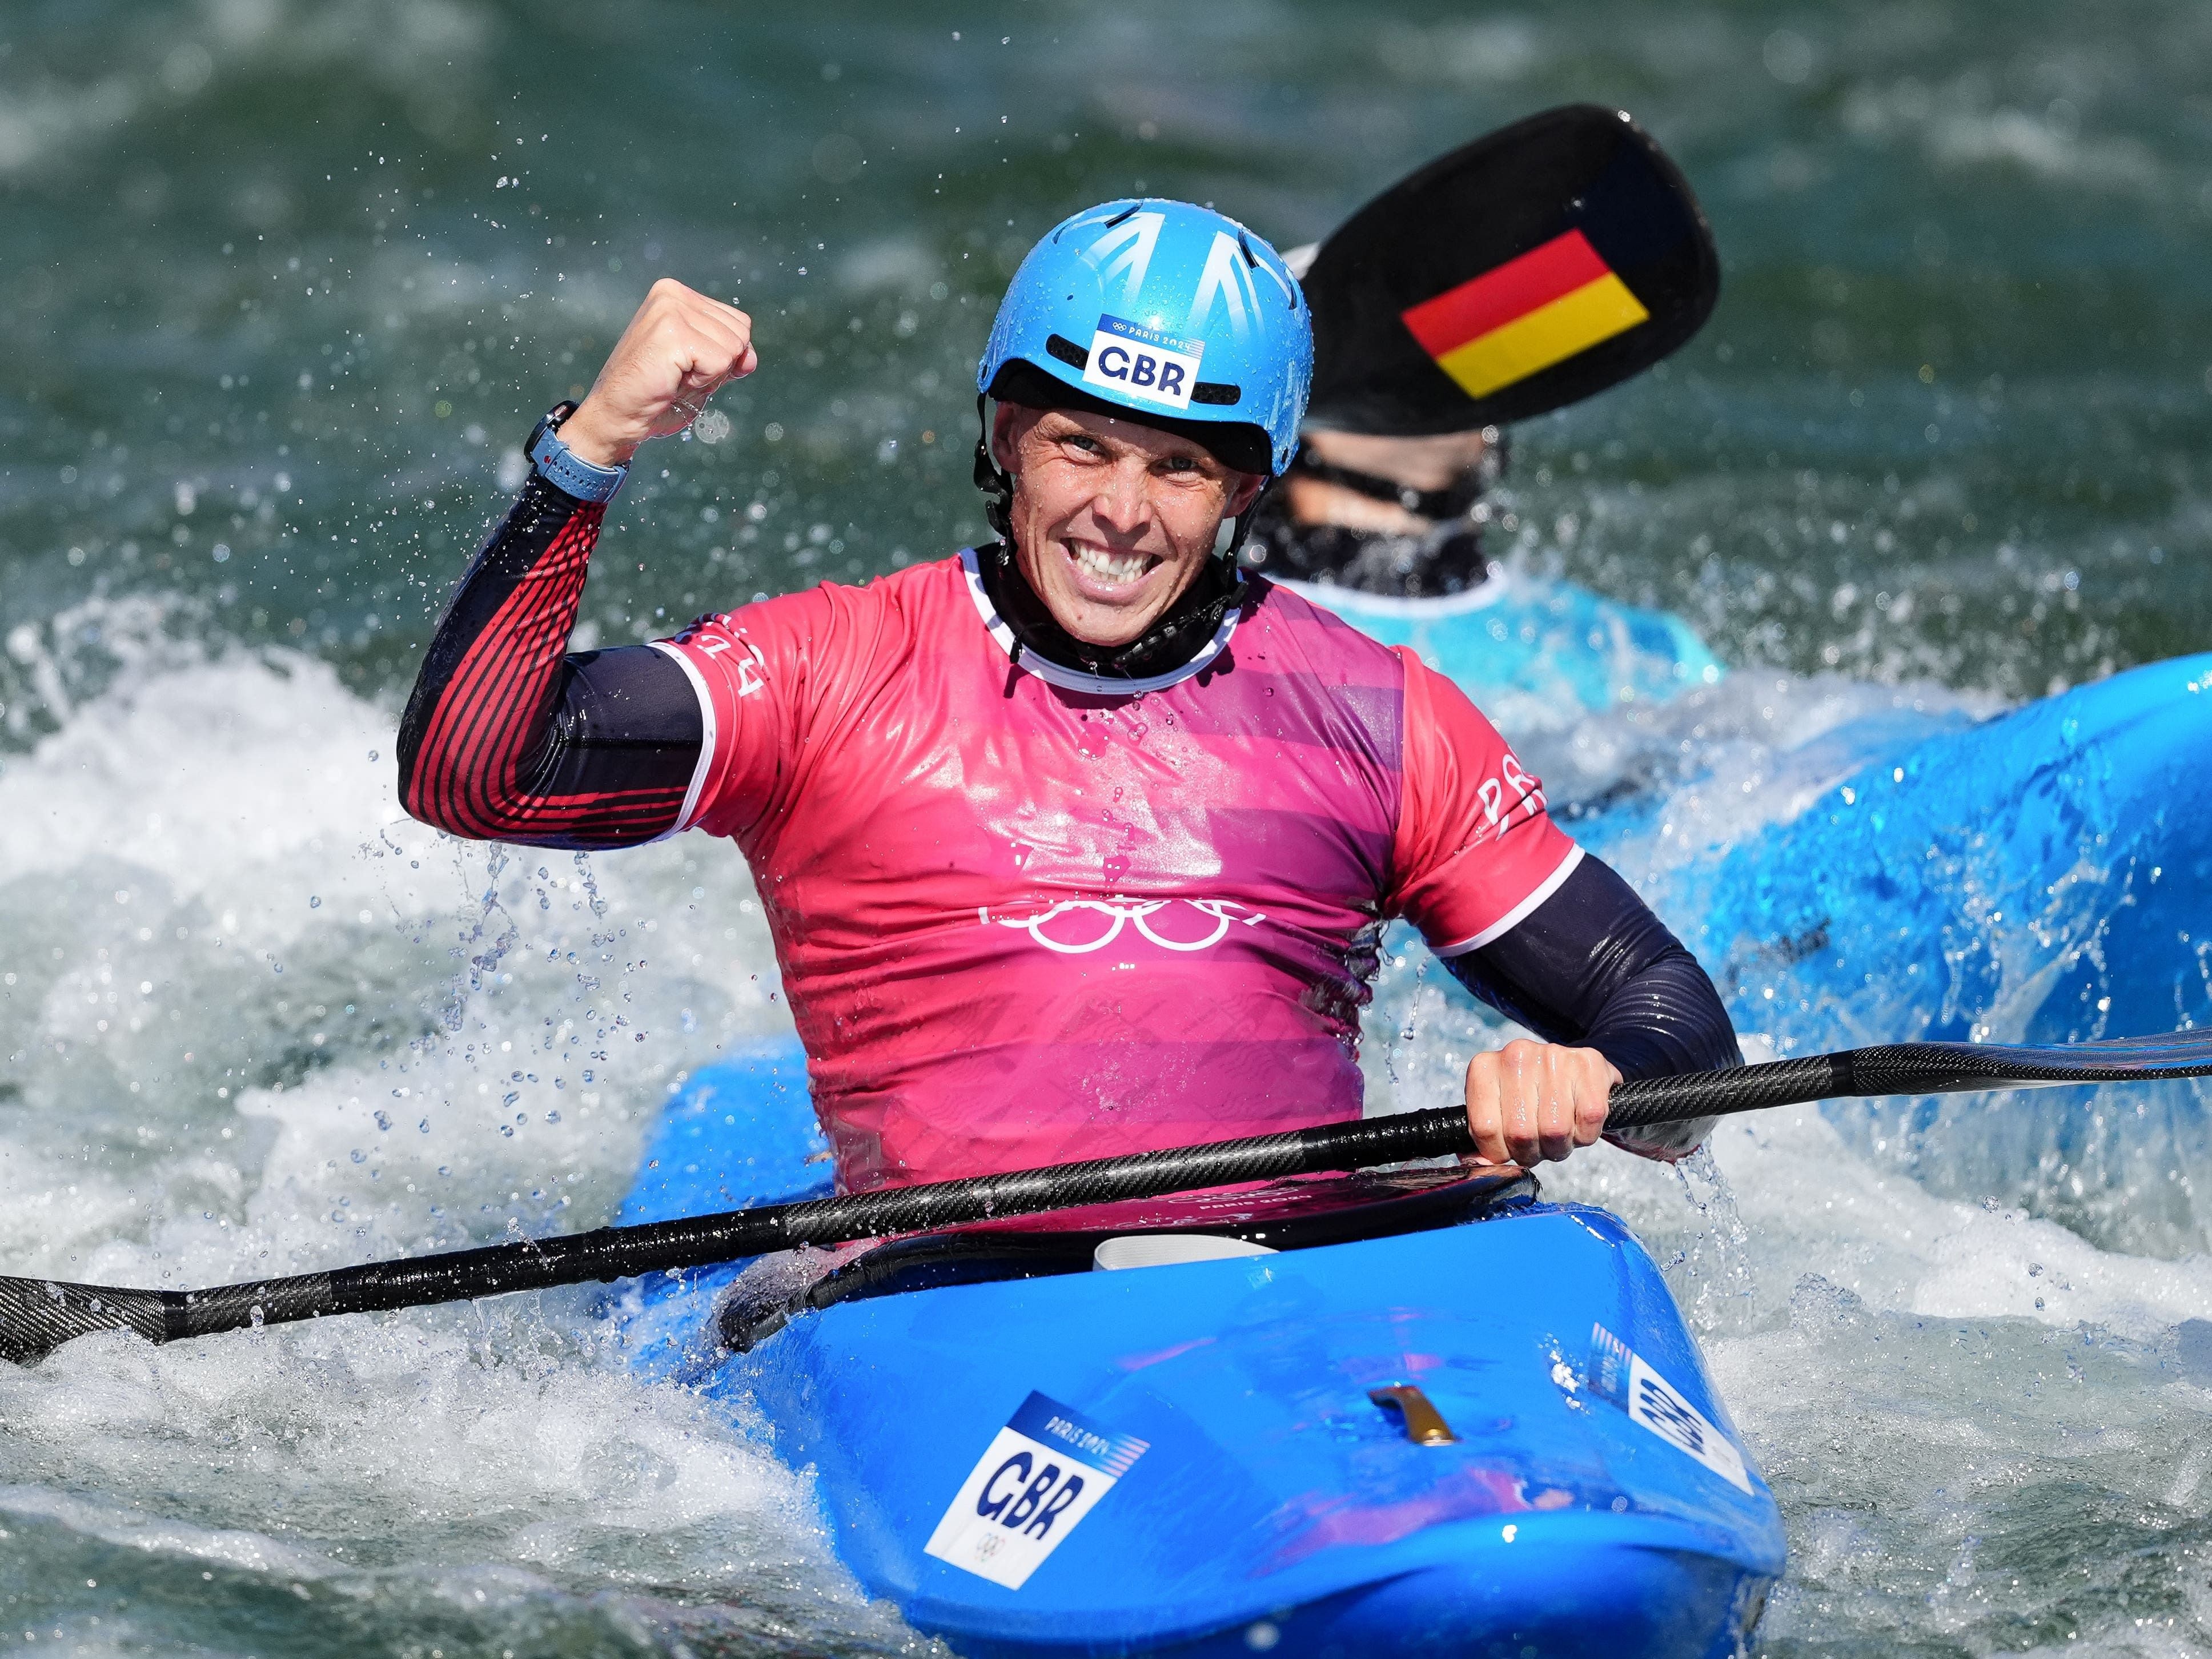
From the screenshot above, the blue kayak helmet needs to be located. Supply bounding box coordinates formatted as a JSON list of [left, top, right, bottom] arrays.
[[975, 199, 1312, 544]]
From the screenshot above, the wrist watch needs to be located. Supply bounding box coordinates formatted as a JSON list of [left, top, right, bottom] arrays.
[[525, 400, 629, 503]]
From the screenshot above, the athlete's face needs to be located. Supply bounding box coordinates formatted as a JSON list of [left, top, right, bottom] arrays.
[[993, 404, 1265, 647]]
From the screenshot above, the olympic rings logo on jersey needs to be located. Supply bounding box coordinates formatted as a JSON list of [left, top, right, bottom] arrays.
[[978, 898, 1266, 956]]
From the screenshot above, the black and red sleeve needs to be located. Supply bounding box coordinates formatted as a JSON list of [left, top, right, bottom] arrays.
[[395, 476, 704, 849]]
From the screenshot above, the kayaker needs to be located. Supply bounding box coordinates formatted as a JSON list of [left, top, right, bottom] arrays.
[[398, 199, 1737, 1192], [1242, 244, 1498, 600], [1243, 424, 1503, 598]]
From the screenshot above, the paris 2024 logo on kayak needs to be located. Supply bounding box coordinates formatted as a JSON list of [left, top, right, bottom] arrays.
[[978, 897, 1266, 955]]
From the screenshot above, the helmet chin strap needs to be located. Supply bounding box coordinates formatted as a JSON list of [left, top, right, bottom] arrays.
[[974, 393, 1015, 544], [1225, 476, 1276, 568]]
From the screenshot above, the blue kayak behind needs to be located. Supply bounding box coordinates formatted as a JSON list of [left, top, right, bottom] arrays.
[[1280, 572, 1723, 728], [1577, 650, 2212, 1233], [611, 1049, 1785, 1659]]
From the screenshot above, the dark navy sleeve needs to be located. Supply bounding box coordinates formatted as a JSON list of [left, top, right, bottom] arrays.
[[1440, 853, 1739, 1159]]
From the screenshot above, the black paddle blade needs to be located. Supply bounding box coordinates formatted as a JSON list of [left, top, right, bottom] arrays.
[[1303, 104, 1719, 435], [0, 1275, 175, 1365]]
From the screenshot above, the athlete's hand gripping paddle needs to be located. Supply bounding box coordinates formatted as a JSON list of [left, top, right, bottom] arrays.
[[1300, 103, 1720, 435], [4, 1029, 2209, 1367]]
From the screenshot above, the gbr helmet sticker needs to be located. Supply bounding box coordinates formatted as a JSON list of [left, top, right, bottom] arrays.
[[1082, 315, 1206, 412], [924, 1391, 1150, 1589]]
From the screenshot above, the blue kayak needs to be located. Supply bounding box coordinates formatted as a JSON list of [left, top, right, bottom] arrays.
[[1571, 650, 2212, 1216], [612, 1045, 1785, 1658], [1280, 572, 1723, 726], [1688, 649, 2212, 1045]]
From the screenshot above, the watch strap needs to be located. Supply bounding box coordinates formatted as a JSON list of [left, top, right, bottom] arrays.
[[526, 401, 628, 504]]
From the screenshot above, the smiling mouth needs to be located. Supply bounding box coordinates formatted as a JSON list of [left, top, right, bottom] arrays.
[[1065, 542, 1158, 589]]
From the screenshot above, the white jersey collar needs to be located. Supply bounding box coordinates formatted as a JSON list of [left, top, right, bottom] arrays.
[[958, 546, 1243, 697]]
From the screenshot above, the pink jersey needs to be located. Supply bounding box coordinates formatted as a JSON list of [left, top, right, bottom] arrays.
[[656, 551, 1579, 1192]]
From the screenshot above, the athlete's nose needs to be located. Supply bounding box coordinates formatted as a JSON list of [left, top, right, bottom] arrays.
[[1085, 456, 1153, 540]]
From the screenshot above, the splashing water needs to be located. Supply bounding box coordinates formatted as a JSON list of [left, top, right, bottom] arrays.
[[3, 0, 2210, 1651]]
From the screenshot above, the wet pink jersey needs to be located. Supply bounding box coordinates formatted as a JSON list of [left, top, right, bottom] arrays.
[[655, 550, 1579, 1191]]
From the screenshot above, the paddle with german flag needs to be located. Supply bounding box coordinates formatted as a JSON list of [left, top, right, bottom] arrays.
[[1300, 105, 1719, 435]]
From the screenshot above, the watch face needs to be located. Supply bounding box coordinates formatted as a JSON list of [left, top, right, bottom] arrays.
[[529, 401, 576, 450]]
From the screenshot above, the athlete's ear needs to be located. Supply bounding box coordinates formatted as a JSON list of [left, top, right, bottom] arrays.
[[990, 402, 1032, 476]]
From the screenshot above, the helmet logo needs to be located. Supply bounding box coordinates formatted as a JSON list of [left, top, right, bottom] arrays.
[[1080, 211, 1165, 308], [1081, 315, 1205, 413], [1185, 231, 1259, 341]]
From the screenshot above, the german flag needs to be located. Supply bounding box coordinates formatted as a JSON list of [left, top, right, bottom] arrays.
[[1399, 229, 1651, 401]]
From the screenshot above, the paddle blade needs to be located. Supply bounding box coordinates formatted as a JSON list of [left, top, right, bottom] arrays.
[[0, 1275, 173, 1365], [1303, 104, 1719, 435]]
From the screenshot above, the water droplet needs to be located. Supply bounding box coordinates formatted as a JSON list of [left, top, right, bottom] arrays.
[[545, 1110, 561, 1123], [373, 1111, 392, 1131], [500, 1124, 515, 1137], [308, 895, 321, 909], [249, 1305, 265, 1330]]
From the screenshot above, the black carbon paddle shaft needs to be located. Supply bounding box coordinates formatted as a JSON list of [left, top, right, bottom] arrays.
[[1603, 1033, 2212, 1130], [9, 1030, 2209, 1364], [0, 1105, 1476, 1361], [1604, 1054, 1848, 1130]]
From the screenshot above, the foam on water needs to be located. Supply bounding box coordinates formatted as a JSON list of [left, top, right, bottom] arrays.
[[1533, 1106, 2212, 1655], [0, 649, 942, 1654]]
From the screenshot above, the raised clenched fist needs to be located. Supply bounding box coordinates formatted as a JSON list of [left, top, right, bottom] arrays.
[[560, 278, 758, 467], [1463, 1038, 1620, 1168]]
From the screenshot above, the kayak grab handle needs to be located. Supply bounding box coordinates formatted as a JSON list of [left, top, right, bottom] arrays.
[[1369, 1385, 1460, 1445]]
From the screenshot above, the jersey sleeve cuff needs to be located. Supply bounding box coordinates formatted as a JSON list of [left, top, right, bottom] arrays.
[[647, 639, 718, 834], [1429, 844, 1584, 959]]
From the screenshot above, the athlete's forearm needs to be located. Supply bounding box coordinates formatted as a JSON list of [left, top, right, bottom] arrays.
[[396, 476, 702, 849], [1442, 854, 1737, 1159]]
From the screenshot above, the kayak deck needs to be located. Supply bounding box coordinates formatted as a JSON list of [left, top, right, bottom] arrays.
[[612, 1044, 1785, 1658]]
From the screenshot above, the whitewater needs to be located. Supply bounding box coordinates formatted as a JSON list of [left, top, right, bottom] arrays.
[[4, 0, 2211, 1650], [0, 607, 2202, 1653]]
